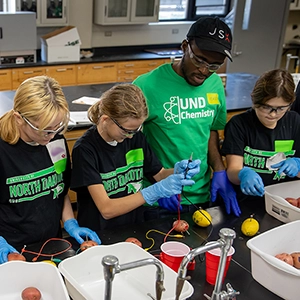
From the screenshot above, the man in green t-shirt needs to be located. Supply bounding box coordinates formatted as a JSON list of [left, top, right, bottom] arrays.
[[134, 17, 241, 218]]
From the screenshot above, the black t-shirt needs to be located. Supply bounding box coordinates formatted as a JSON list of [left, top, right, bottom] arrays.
[[0, 135, 71, 248], [71, 126, 163, 231], [222, 108, 300, 187]]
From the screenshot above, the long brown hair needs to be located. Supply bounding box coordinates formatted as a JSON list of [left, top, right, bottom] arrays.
[[88, 83, 148, 124], [251, 69, 295, 106]]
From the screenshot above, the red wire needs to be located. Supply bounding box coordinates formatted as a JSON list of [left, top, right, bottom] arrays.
[[21, 238, 73, 261], [163, 194, 182, 242]]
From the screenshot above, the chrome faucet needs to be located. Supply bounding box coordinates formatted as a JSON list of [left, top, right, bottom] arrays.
[[102, 255, 165, 300], [175, 228, 239, 300]]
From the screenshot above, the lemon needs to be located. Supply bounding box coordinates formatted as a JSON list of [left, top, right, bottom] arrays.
[[41, 260, 57, 267], [241, 218, 259, 237], [192, 209, 212, 227]]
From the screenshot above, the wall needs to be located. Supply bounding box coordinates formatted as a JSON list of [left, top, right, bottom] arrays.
[[91, 22, 192, 48]]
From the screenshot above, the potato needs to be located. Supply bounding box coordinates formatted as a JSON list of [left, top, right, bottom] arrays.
[[21, 287, 41, 300], [285, 197, 298, 207], [291, 252, 300, 269], [125, 237, 142, 247], [7, 252, 26, 262], [275, 252, 294, 266], [173, 220, 189, 233], [80, 240, 98, 251]]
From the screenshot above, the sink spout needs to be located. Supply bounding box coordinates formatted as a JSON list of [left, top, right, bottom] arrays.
[[175, 228, 236, 300], [102, 256, 165, 300]]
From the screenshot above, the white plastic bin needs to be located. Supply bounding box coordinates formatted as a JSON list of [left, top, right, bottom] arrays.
[[0, 261, 69, 299], [265, 181, 300, 223], [247, 220, 300, 300], [59, 242, 194, 300]]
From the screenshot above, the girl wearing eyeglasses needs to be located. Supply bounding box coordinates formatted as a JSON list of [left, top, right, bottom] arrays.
[[0, 76, 100, 264], [222, 69, 300, 198], [70, 83, 200, 231]]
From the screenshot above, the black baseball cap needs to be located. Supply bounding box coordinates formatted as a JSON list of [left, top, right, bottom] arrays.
[[187, 17, 233, 61]]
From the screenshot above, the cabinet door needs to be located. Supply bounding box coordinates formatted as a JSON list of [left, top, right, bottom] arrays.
[[0, 69, 12, 91], [94, 0, 130, 25], [65, 128, 87, 204], [46, 65, 77, 86], [290, 0, 300, 10], [117, 59, 165, 81], [40, 0, 68, 26], [12, 67, 46, 90], [15, 0, 40, 25], [131, 0, 159, 23], [77, 63, 117, 85]]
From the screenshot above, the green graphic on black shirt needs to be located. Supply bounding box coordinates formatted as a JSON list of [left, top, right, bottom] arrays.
[[8, 165, 64, 203]]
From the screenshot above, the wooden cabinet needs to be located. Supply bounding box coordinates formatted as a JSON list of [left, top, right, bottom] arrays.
[[46, 65, 77, 86], [117, 59, 165, 82], [94, 0, 160, 25], [2, 58, 168, 91], [0, 70, 12, 91], [12, 67, 47, 90], [65, 128, 88, 203], [77, 62, 117, 85]]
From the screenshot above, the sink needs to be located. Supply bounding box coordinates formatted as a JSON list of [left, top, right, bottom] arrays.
[[58, 242, 194, 300]]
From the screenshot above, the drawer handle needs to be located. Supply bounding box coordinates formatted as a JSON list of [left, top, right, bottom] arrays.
[[23, 70, 42, 74], [124, 64, 134, 67], [125, 70, 134, 74], [56, 68, 67, 72], [0, 72, 8, 76], [93, 66, 103, 69]]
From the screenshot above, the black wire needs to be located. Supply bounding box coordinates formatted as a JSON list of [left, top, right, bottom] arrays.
[[181, 189, 214, 262]]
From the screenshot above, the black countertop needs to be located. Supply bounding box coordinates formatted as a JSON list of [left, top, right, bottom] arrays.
[[0, 44, 183, 69], [0, 73, 258, 122], [21, 197, 284, 300]]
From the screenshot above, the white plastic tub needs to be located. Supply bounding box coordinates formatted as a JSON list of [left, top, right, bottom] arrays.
[[265, 181, 300, 223], [58, 242, 194, 300], [0, 260, 69, 299], [247, 220, 300, 300]]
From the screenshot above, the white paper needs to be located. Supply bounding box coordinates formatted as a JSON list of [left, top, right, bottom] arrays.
[[69, 111, 91, 125], [72, 96, 99, 106]]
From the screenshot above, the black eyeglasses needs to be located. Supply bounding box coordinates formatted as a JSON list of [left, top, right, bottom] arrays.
[[258, 104, 291, 114], [20, 114, 65, 136], [187, 42, 222, 72], [110, 117, 142, 136]]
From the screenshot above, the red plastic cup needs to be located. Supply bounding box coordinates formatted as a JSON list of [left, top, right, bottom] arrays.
[[205, 245, 235, 285], [160, 241, 190, 272]]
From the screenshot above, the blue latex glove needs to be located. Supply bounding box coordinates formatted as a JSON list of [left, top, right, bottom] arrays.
[[211, 170, 241, 217], [174, 159, 201, 179], [0, 236, 18, 264], [158, 195, 182, 211], [141, 174, 195, 205], [64, 218, 101, 245], [238, 167, 265, 197], [271, 158, 300, 178]]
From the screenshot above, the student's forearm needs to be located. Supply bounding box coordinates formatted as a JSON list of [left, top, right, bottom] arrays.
[[208, 131, 225, 171]]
